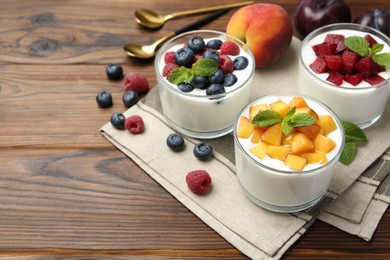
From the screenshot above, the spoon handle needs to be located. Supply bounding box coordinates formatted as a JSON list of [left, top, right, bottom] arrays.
[[174, 8, 229, 35], [166, 1, 254, 21]]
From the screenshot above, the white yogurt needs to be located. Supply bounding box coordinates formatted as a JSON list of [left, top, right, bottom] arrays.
[[155, 30, 255, 139], [299, 23, 390, 129], [234, 94, 345, 212]]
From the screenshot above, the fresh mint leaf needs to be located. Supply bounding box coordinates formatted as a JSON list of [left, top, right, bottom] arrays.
[[281, 107, 316, 134], [168, 67, 194, 85], [285, 106, 296, 118], [372, 52, 390, 67], [344, 36, 370, 57], [252, 110, 282, 127], [371, 43, 384, 55], [339, 141, 356, 165], [288, 113, 317, 128], [342, 120, 367, 142], [338, 121, 367, 165], [192, 59, 218, 76]]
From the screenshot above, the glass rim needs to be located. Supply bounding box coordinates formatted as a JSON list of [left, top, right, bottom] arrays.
[[234, 93, 346, 175], [300, 23, 390, 91], [155, 29, 255, 98]]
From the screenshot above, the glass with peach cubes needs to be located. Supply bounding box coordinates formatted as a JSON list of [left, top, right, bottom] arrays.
[[299, 23, 390, 129], [234, 94, 345, 213]]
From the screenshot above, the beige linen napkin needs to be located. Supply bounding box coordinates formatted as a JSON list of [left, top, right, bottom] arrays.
[[100, 37, 390, 259]]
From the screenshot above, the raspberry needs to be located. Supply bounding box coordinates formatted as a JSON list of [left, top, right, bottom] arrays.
[[124, 73, 149, 95], [218, 54, 233, 74], [162, 63, 179, 78], [186, 170, 212, 195], [164, 51, 175, 64], [220, 41, 240, 56], [125, 115, 145, 134]]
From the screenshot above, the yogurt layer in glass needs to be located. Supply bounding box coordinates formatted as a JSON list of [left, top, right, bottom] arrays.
[[234, 94, 345, 213], [299, 23, 390, 129], [155, 30, 255, 139]]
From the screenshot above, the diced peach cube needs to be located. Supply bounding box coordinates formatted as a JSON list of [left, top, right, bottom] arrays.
[[250, 142, 269, 159], [270, 100, 290, 118], [288, 96, 309, 108], [267, 145, 291, 161], [295, 124, 321, 140], [251, 126, 268, 143], [237, 116, 254, 139], [295, 107, 319, 121], [314, 134, 337, 153], [284, 154, 308, 171], [300, 151, 326, 164], [282, 130, 296, 145], [261, 123, 283, 145], [249, 103, 269, 120], [290, 133, 315, 155], [316, 115, 337, 135]]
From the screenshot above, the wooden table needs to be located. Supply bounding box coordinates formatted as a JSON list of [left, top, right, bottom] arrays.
[[1, 0, 389, 258]]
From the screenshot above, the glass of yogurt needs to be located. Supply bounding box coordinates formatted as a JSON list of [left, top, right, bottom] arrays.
[[234, 94, 345, 212], [299, 23, 390, 129], [155, 30, 255, 139]]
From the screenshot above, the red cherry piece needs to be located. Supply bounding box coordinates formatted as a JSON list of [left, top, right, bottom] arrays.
[[364, 34, 378, 48], [310, 57, 328, 74], [326, 72, 344, 86], [325, 55, 342, 72], [364, 74, 385, 85], [341, 49, 359, 75], [312, 43, 337, 58], [355, 56, 378, 77], [344, 74, 363, 86]]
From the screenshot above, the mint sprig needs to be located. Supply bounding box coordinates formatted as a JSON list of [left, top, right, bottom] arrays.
[[339, 120, 367, 165], [168, 58, 218, 85], [252, 107, 316, 135], [344, 36, 390, 67]]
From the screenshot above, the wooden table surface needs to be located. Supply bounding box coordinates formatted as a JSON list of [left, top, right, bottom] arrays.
[[1, 0, 389, 259]]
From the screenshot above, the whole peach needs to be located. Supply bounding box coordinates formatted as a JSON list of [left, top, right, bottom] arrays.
[[226, 4, 293, 68]]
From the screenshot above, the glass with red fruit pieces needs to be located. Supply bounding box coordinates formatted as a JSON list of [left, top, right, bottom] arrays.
[[155, 30, 255, 139], [299, 23, 390, 129]]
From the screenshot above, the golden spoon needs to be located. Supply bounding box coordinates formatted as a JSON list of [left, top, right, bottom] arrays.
[[124, 9, 229, 59], [135, 1, 254, 29]]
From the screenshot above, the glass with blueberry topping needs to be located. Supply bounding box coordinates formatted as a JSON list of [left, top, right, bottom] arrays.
[[155, 30, 255, 139]]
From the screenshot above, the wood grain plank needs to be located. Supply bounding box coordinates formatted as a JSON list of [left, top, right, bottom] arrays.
[[0, 149, 237, 251]]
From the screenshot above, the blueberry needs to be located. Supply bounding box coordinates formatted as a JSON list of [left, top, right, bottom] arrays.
[[190, 76, 209, 89], [208, 69, 224, 84], [206, 84, 225, 96], [223, 74, 238, 87], [206, 39, 222, 50], [96, 90, 113, 108], [193, 143, 213, 161], [178, 83, 194, 92], [166, 133, 185, 152], [122, 91, 139, 108], [233, 56, 249, 70], [110, 112, 126, 129], [174, 47, 195, 67], [106, 64, 123, 80], [187, 36, 205, 53], [202, 49, 220, 64]]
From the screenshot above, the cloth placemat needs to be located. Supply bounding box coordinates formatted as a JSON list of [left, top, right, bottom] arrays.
[[100, 37, 390, 259]]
